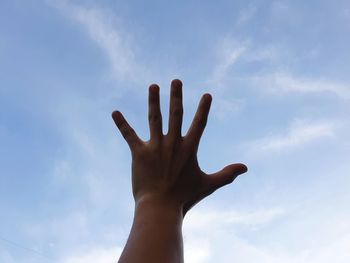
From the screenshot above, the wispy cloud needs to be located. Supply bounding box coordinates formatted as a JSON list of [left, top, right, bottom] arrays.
[[207, 38, 248, 88], [247, 119, 336, 153], [50, 1, 148, 83], [207, 31, 349, 101], [252, 72, 350, 99], [203, 38, 249, 120]]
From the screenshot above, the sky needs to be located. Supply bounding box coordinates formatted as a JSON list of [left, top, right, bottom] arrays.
[[0, 0, 350, 262]]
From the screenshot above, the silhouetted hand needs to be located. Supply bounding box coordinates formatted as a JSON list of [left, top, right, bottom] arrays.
[[112, 79, 247, 217]]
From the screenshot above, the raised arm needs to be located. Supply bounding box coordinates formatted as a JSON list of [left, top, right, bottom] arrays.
[[112, 79, 247, 263]]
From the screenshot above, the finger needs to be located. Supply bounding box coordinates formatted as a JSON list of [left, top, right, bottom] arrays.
[[148, 84, 163, 141], [185, 93, 212, 150], [205, 163, 247, 191], [112, 110, 142, 151], [167, 79, 183, 139]]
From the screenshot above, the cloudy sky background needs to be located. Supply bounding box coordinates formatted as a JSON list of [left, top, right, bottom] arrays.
[[1, 0, 350, 262]]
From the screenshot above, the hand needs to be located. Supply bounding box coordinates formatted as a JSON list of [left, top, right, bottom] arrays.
[[112, 79, 247, 217]]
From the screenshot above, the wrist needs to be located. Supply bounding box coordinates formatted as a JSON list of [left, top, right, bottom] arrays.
[[134, 194, 184, 224]]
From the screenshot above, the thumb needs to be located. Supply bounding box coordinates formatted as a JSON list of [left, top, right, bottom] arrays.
[[206, 163, 248, 190]]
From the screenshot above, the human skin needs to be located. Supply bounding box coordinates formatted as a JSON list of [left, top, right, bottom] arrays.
[[112, 79, 247, 263]]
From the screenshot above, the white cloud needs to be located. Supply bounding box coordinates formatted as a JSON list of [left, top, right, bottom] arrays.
[[184, 207, 284, 231], [184, 237, 211, 263], [247, 119, 335, 153], [207, 37, 349, 102], [207, 38, 248, 88], [50, 1, 148, 83], [59, 246, 122, 263], [253, 72, 350, 99], [203, 38, 249, 120], [182, 204, 350, 263], [183, 206, 284, 262]]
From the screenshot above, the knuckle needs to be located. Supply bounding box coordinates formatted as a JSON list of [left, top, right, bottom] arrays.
[[121, 125, 133, 138], [182, 139, 196, 155], [194, 117, 206, 128], [123, 130, 132, 140]]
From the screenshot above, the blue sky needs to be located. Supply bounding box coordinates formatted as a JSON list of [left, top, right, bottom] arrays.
[[1, 0, 350, 262]]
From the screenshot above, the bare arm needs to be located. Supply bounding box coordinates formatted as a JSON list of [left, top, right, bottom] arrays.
[[112, 79, 247, 263]]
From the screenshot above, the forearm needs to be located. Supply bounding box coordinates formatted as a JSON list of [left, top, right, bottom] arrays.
[[118, 196, 184, 263]]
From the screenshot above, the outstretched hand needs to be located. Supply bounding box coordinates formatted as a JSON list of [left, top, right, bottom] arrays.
[[112, 79, 247, 217]]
